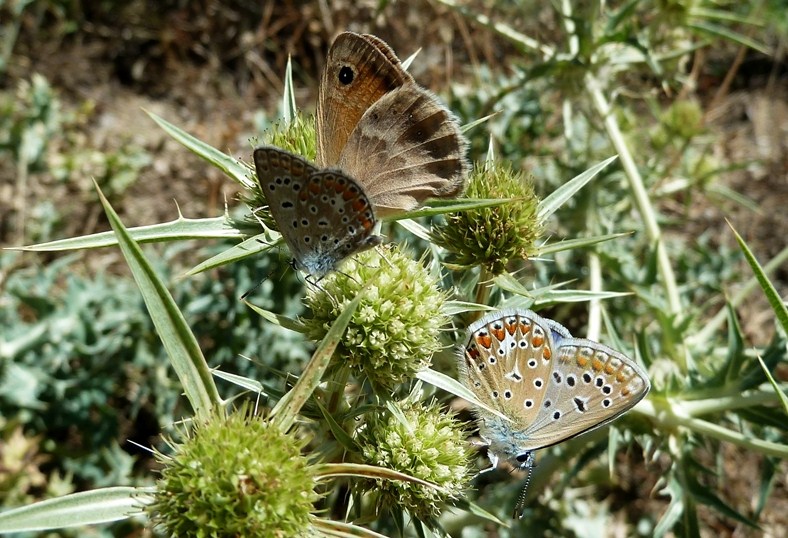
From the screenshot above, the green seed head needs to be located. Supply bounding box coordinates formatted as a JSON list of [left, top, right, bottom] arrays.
[[356, 395, 473, 519], [147, 405, 318, 537], [432, 162, 542, 275], [302, 245, 448, 390]]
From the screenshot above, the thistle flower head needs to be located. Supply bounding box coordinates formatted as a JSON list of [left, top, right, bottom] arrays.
[[432, 162, 542, 275], [301, 245, 447, 390], [356, 393, 473, 519], [264, 114, 317, 161], [147, 405, 318, 537]]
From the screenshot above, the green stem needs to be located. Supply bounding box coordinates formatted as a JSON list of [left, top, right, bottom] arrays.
[[680, 389, 784, 416], [474, 266, 492, 315], [584, 73, 682, 316], [326, 365, 351, 417], [637, 399, 788, 458]]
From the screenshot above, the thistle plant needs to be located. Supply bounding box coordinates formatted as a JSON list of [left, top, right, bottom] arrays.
[[2, 2, 787, 537], [432, 161, 542, 275]]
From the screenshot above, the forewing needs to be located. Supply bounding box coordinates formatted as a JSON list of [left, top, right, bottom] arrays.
[[317, 32, 412, 167], [461, 310, 560, 433], [253, 146, 379, 277]]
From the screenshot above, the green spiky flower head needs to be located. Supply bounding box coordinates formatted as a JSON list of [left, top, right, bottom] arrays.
[[244, 114, 317, 232], [146, 405, 318, 537], [356, 392, 473, 519], [432, 161, 542, 275], [301, 245, 448, 391], [264, 114, 317, 161]]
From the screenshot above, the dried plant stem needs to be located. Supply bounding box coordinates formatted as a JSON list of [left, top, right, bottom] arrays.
[[585, 73, 683, 318]]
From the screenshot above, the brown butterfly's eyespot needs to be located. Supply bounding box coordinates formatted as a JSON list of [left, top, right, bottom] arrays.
[[338, 65, 354, 85]]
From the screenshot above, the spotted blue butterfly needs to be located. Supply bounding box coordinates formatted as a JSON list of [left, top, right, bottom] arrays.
[[459, 308, 650, 516]]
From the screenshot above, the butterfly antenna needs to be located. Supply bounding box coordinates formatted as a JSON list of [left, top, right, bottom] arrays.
[[335, 268, 361, 286], [241, 258, 289, 300], [512, 463, 533, 519], [241, 272, 271, 300]]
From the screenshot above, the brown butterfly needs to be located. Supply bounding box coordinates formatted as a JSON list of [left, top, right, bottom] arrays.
[[253, 32, 468, 278], [315, 32, 469, 218]]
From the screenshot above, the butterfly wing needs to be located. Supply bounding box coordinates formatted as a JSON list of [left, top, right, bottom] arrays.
[[518, 334, 651, 451], [253, 146, 381, 278], [317, 32, 413, 167], [461, 310, 566, 437], [336, 84, 469, 217]]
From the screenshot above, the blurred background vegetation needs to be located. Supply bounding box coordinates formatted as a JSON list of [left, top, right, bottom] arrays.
[[1, 0, 786, 536]]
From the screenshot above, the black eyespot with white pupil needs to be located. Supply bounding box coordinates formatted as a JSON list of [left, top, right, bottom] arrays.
[[338, 66, 354, 85]]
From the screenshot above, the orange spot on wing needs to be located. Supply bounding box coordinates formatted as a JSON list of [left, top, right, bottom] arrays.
[[359, 217, 374, 230], [491, 327, 505, 341], [475, 333, 492, 349]]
